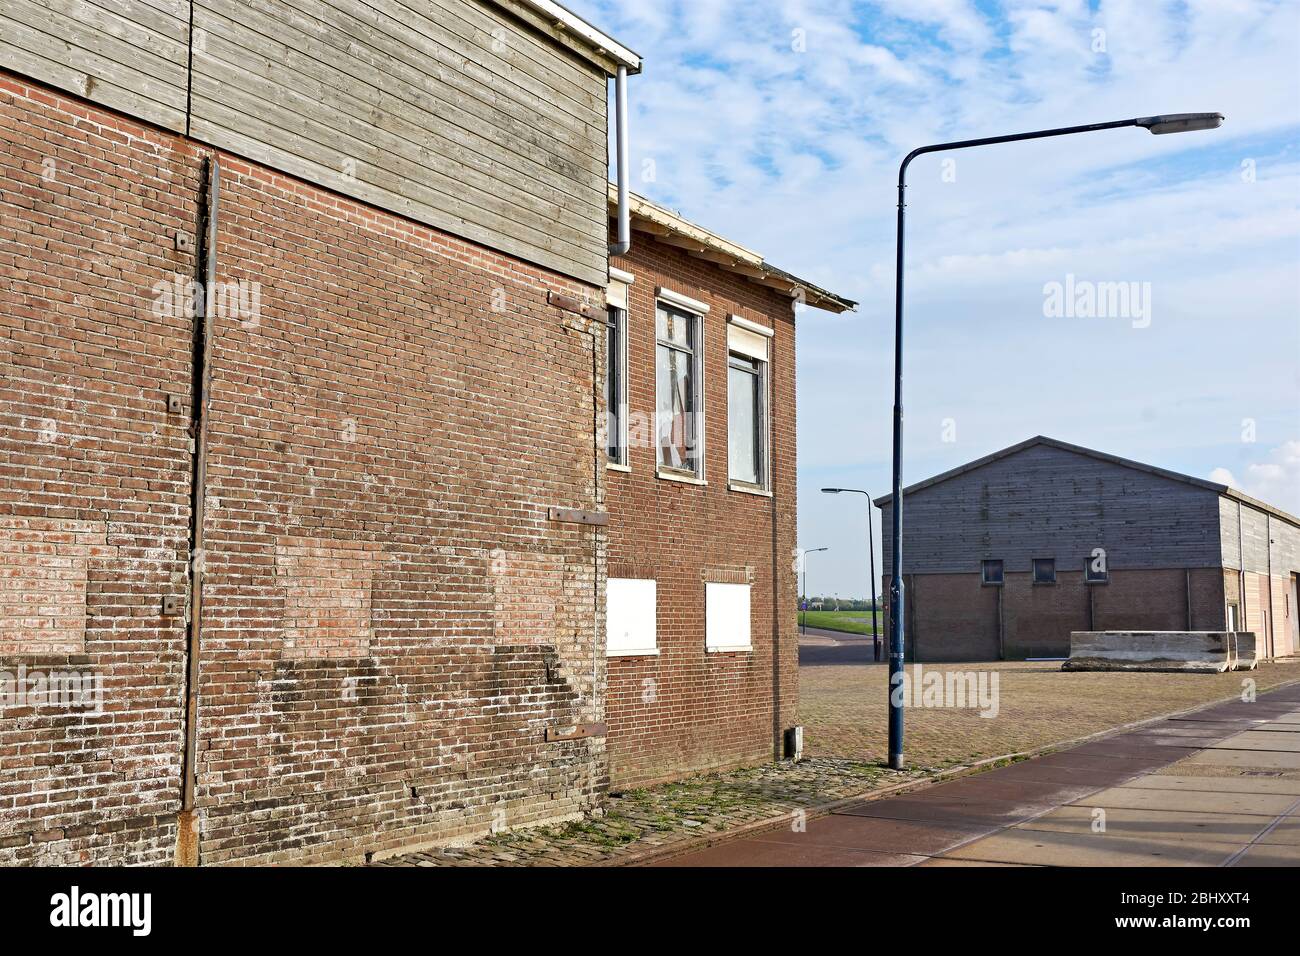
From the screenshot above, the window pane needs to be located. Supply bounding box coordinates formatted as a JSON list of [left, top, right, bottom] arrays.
[[728, 362, 759, 484], [656, 304, 691, 349], [1033, 559, 1056, 584], [606, 308, 621, 461], [657, 343, 696, 472]]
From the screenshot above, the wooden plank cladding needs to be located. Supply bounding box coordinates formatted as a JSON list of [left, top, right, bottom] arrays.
[[0, 0, 191, 131], [0, 0, 618, 287]]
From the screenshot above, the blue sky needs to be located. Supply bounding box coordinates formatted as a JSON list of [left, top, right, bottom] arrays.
[[569, 0, 1300, 597]]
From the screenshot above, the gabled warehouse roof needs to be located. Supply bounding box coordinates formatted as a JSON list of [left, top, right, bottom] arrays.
[[874, 435, 1299, 528], [609, 185, 857, 314]]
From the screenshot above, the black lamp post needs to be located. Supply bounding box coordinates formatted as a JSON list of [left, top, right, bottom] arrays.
[[887, 113, 1224, 771], [821, 488, 880, 662]]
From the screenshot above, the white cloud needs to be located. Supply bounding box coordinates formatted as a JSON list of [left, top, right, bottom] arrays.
[[572, 0, 1300, 594], [1211, 442, 1300, 515]]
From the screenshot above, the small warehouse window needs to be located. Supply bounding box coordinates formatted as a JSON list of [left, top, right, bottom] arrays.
[[705, 582, 752, 652], [606, 578, 657, 657], [1084, 555, 1108, 584], [1032, 558, 1056, 585], [981, 560, 1004, 586]]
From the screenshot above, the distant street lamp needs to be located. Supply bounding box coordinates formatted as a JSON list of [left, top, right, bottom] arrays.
[[799, 548, 828, 635], [821, 488, 880, 662], [887, 112, 1224, 771]]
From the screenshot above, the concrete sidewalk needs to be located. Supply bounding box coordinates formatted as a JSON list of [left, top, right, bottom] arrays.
[[652, 683, 1300, 867]]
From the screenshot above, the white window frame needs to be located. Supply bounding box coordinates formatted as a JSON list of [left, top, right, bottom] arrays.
[[655, 292, 706, 481], [606, 578, 658, 657], [705, 582, 752, 653], [726, 316, 772, 493]]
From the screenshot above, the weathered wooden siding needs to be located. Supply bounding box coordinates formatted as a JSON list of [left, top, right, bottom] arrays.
[[0, 0, 613, 286], [879, 443, 1225, 575], [189, 0, 609, 286], [0, 0, 191, 131]]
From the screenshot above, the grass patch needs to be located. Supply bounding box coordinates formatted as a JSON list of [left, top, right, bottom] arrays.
[[800, 609, 881, 635]]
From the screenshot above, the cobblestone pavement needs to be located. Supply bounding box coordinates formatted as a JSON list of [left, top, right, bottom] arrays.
[[375, 660, 1299, 867], [801, 659, 1300, 767], [371, 758, 932, 867]]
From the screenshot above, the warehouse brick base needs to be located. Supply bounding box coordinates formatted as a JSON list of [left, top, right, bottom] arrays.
[[0, 73, 610, 865]]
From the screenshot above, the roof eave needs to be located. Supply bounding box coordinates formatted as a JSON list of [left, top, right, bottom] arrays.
[[608, 186, 857, 314]]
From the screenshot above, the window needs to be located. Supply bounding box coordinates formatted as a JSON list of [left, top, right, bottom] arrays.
[[656, 300, 703, 475], [605, 306, 627, 465], [981, 559, 1004, 586], [1226, 603, 1239, 633], [1084, 555, 1108, 584], [726, 316, 771, 490], [606, 578, 657, 656], [1032, 558, 1056, 585], [705, 582, 752, 652]]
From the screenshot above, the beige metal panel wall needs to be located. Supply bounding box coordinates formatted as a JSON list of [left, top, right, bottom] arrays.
[[0, 0, 191, 131], [188, 0, 610, 286]]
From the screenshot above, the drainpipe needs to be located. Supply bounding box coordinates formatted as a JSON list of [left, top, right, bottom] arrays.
[[609, 65, 630, 257], [177, 155, 219, 867]]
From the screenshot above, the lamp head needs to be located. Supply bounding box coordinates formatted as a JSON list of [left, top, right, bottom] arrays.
[[1135, 112, 1224, 135]]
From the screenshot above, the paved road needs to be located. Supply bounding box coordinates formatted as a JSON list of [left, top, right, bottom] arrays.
[[650, 682, 1300, 867], [798, 628, 882, 665]]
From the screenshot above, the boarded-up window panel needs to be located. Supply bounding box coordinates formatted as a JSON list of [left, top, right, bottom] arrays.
[[0, 517, 114, 655], [705, 582, 752, 652], [607, 578, 656, 656]]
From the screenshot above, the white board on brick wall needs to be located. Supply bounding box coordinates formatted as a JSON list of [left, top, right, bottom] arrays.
[[607, 578, 657, 656], [706, 582, 752, 651]]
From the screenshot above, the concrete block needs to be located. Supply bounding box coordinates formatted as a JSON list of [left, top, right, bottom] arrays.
[[1062, 631, 1258, 672]]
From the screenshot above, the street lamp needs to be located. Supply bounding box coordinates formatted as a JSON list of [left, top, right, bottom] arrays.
[[799, 547, 828, 635], [821, 488, 880, 662], [887, 112, 1224, 771]]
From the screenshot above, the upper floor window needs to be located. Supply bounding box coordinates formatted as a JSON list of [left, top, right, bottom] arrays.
[[1032, 558, 1056, 585], [606, 305, 627, 465], [656, 297, 704, 476], [726, 316, 772, 491]]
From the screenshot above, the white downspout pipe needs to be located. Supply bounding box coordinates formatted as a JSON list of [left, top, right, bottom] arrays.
[[609, 65, 630, 257]]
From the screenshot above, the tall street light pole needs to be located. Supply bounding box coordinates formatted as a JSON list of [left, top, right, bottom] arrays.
[[888, 112, 1224, 772], [821, 488, 880, 662], [800, 547, 828, 635]]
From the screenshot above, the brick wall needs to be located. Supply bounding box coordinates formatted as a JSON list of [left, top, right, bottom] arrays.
[[0, 74, 197, 864], [887, 567, 1229, 661], [0, 72, 609, 864], [603, 230, 799, 789]]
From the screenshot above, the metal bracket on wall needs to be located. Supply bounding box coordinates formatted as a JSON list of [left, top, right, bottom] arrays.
[[547, 290, 604, 322], [544, 722, 607, 742], [547, 507, 608, 527]]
